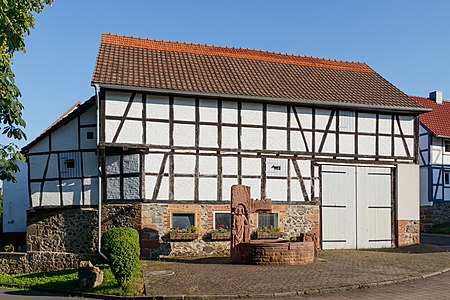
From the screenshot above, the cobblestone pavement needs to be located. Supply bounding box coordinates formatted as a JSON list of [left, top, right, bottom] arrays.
[[142, 244, 450, 297]]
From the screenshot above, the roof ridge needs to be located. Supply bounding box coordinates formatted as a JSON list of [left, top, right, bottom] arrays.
[[101, 33, 374, 73]]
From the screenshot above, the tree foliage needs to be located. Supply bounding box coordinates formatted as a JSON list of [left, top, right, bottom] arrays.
[[0, 0, 53, 182]]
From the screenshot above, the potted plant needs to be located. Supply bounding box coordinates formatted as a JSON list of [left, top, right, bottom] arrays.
[[4, 244, 14, 253], [210, 224, 231, 240], [254, 226, 282, 239], [169, 226, 199, 241]]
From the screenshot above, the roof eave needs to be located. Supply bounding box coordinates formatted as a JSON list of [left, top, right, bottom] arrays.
[[93, 83, 431, 115]]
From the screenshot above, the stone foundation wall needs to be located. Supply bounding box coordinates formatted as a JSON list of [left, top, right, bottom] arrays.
[[420, 202, 450, 232], [0, 251, 83, 274], [239, 241, 315, 265], [397, 220, 420, 246]]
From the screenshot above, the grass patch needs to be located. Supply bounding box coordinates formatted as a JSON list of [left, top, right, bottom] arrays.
[[0, 264, 144, 296], [431, 224, 450, 234]]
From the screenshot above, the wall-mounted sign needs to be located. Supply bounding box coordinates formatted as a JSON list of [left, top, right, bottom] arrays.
[[266, 158, 287, 177]]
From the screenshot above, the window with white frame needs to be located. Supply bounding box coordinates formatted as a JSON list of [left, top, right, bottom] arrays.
[[257, 212, 278, 229], [172, 213, 195, 230], [214, 212, 231, 229]]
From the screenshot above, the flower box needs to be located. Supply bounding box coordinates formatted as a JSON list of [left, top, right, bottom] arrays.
[[210, 232, 231, 241], [169, 233, 198, 241], [255, 231, 282, 239]]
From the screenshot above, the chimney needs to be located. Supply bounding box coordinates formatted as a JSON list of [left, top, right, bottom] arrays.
[[429, 90, 443, 104]]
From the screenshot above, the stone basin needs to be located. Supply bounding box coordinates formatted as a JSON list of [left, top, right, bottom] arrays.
[[237, 240, 315, 265]]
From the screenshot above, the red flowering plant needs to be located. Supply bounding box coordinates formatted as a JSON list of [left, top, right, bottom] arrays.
[[211, 223, 230, 234]]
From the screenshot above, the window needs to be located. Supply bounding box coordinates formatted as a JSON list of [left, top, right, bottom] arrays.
[[445, 140, 450, 153], [214, 212, 231, 229], [257, 212, 278, 229], [172, 213, 195, 230], [445, 171, 450, 186], [65, 159, 75, 169], [86, 131, 94, 140], [59, 152, 81, 178]]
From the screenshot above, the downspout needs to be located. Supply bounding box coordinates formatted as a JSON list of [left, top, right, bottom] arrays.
[[94, 84, 107, 260]]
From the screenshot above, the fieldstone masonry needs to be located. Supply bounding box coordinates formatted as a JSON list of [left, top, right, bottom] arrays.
[[397, 220, 420, 246], [420, 202, 450, 232]]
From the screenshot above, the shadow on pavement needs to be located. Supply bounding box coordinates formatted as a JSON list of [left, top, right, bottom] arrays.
[[159, 256, 231, 264], [2, 289, 66, 298], [362, 244, 448, 254]]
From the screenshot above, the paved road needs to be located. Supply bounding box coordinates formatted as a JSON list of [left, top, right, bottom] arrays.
[[0, 289, 88, 300], [421, 233, 450, 251]]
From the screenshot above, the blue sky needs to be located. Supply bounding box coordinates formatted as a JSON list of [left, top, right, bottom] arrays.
[[6, 0, 450, 147]]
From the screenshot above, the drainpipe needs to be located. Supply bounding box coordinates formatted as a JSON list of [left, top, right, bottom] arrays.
[[94, 84, 107, 260]]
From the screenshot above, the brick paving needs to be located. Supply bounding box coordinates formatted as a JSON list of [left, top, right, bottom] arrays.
[[142, 244, 450, 297]]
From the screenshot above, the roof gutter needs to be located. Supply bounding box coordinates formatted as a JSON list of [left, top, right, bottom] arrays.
[[93, 83, 431, 114]]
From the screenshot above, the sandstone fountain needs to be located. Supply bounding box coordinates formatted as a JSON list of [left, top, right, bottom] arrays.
[[230, 184, 316, 265]]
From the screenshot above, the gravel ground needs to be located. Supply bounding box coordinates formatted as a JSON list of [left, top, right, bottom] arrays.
[[141, 244, 450, 297]]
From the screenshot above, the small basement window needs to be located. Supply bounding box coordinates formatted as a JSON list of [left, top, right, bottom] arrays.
[[444, 171, 450, 186], [445, 140, 450, 153], [172, 213, 195, 230], [257, 212, 278, 229], [86, 131, 94, 140], [214, 212, 231, 229]]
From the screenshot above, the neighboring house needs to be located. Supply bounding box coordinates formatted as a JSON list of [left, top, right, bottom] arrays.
[[412, 92, 450, 230], [4, 33, 427, 259]]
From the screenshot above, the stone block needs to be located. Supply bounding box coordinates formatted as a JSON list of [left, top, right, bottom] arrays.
[[78, 260, 103, 288]]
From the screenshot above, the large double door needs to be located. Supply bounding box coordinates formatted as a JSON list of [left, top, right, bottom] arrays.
[[321, 165, 392, 249]]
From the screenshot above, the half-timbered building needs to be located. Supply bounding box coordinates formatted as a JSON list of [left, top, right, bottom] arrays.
[[412, 92, 450, 230], [17, 33, 427, 258]]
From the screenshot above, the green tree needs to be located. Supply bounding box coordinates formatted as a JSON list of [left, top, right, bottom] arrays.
[[1, 0, 53, 182]]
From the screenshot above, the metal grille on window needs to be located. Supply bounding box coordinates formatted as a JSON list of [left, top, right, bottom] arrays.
[[258, 213, 278, 229], [59, 152, 81, 178]]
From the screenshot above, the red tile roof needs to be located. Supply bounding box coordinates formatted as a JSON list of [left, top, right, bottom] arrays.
[[92, 33, 423, 110], [411, 96, 450, 137]]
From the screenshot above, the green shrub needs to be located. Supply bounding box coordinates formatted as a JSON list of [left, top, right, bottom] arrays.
[[101, 227, 140, 287]]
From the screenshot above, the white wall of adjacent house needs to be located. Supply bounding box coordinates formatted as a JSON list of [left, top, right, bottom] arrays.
[[103, 90, 416, 202], [396, 164, 420, 220], [430, 136, 450, 165], [2, 162, 29, 233], [28, 106, 99, 207]]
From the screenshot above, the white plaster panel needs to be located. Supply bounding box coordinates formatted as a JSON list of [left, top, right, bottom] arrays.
[[200, 125, 218, 148], [147, 95, 170, 120], [41, 181, 61, 206], [30, 183, 41, 207], [145, 153, 167, 173], [124, 177, 140, 200], [222, 178, 238, 201], [105, 92, 142, 118], [241, 103, 262, 125], [242, 158, 261, 176], [290, 159, 310, 178], [106, 177, 121, 200], [339, 111, 355, 132], [199, 177, 217, 200], [147, 122, 169, 146], [47, 154, 59, 179], [173, 124, 195, 147], [339, 134, 355, 155], [80, 106, 97, 125], [290, 179, 310, 202], [145, 175, 169, 200], [222, 126, 238, 149], [82, 152, 98, 177], [145, 175, 156, 200], [359, 135, 376, 156], [174, 177, 194, 200], [379, 136, 391, 157], [173, 97, 195, 121], [419, 168, 429, 206], [116, 120, 142, 144], [397, 115, 414, 136], [28, 136, 49, 153], [358, 113, 376, 133], [315, 109, 335, 131], [290, 131, 308, 152], [174, 155, 195, 174], [83, 177, 99, 205], [105, 156, 120, 175], [80, 127, 97, 149], [378, 115, 392, 134], [222, 156, 238, 175], [267, 104, 287, 127], [267, 129, 286, 151], [199, 99, 217, 122], [104, 119, 120, 143], [394, 137, 407, 157], [61, 179, 82, 205], [316, 132, 335, 153], [199, 156, 217, 175], [266, 179, 287, 201], [51, 118, 78, 151], [443, 154, 450, 165], [291, 107, 312, 130], [397, 164, 419, 220], [2, 162, 29, 232], [29, 155, 47, 179], [241, 127, 262, 150], [123, 154, 140, 173], [222, 101, 238, 124], [242, 178, 261, 199], [419, 125, 428, 135]]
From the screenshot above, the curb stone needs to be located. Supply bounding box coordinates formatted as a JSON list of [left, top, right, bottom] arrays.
[[1, 267, 449, 299]]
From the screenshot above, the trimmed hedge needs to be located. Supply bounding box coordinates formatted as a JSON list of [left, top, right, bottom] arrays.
[[101, 227, 140, 287]]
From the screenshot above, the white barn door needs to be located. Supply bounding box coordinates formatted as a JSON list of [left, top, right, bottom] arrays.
[[321, 165, 392, 250], [321, 165, 356, 249]]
